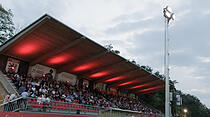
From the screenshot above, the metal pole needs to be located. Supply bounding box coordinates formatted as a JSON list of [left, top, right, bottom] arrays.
[[164, 18, 170, 117]]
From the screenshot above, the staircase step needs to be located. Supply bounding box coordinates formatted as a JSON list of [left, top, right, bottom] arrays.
[[0, 71, 19, 96]]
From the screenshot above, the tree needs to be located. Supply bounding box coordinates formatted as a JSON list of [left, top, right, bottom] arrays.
[[141, 89, 210, 117], [154, 71, 164, 80], [104, 44, 120, 54], [181, 93, 210, 117], [0, 4, 15, 44], [141, 65, 153, 73]]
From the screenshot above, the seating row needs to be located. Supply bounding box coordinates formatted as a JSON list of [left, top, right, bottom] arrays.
[[27, 98, 99, 113]]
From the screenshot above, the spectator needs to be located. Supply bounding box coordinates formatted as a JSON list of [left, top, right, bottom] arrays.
[[9, 94, 17, 101], [8, 94, 17, 111], [3, 95, 10, 111], [37, 95, 42, 104], [45, 69, 53, 79], [21, 90, 29, 108], [21, 90, 29, 99], [4, 70, 161, 114], [19, 85, 26, 94]]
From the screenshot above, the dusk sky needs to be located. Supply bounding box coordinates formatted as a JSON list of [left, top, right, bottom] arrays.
[[1, 0, 210, 108]]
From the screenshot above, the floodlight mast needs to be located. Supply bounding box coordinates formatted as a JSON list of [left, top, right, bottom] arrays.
[[163, 5, 175, 117]]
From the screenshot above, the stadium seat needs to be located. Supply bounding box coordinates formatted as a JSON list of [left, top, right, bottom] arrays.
[[57, 102, 64, 110], [80, 105, 85, 112], [27, 98, 32, 103], [63, 103, 69, 110], [70, 104, 77, 111], [51, 102, 57, 109]]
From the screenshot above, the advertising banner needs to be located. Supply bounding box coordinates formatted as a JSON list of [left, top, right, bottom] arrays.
[[170, 92, 173, 101], [28, 64, 56, 78], [57, 72, 77, 85], [5, 58, 20, 73], [118, 90, 127, 96], [83, 79, 89, 88], [109, 87, 117, 95], [94, 83, 106, 92], [176, 94, 182, 106]]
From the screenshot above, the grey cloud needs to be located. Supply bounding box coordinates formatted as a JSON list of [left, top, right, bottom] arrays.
[[105, 15, 162, 34]]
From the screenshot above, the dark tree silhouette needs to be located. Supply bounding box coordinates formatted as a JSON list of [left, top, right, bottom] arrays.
[[0, 4, 15, 44]]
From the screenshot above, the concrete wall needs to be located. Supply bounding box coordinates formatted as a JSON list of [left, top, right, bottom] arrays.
[[99, 109, 162, 117]]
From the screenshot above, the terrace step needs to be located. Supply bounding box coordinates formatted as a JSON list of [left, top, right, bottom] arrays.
[[0, 71, 19, 96]]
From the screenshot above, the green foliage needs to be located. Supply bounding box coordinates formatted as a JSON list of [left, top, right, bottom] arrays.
[[140, 89, 210, 117], [140, 90, 165, 112], [181, 93, 210, 117], [104, 44, 120, 55], [0, 4, 15, 44], [141, 65, 153, 73], [154, 71, 165, 80]]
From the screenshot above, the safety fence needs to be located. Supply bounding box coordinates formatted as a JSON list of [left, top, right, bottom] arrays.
[[0, 97, 23, 112], [27, 98, 99, 114], [0, 97, 164, 117], [0, 97, 99, 116], [0, 112, 93, 117], [100, 108, 164, 117]]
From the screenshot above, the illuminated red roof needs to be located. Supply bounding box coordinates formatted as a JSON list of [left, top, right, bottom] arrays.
[[0, 14, 164, 94]]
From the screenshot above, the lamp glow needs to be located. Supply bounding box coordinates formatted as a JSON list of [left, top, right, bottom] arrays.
[[171, 13, 175, 20], [184, 109, 188, 113], [166, 6, 172, 13], [164, 6, 175, 23]]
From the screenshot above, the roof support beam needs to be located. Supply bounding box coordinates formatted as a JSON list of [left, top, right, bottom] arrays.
[[95, 68, 140, 82], [121, 79, 161, 89], [139, 86, 164, 94], [83, 60, 125, 77], [126, 80, 163, 90], [30, 37, 85, 65], [108, 73, 151, 87], [130, 82, 164, 93], [138, 85, 164, 93], [57, 50, 109, 73]]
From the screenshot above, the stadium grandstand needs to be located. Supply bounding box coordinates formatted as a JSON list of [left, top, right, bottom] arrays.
[[0, 14, 165, 117]]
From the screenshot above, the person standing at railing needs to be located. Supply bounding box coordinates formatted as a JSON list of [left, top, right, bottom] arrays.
[[9, 94, 17, 101], [8, 93, 17, 111], [41, 94, 50, 112], [37, 95, 42, 104], [3, 95, 10, 111], [21, 89, 29, 109]]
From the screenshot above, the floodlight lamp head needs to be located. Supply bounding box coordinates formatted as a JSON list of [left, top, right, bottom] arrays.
[[166, 6, 172, 13], [164, 11, 171, 19], [171, 13, 175, 20]]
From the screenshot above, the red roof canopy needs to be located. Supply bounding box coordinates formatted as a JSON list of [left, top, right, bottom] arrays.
[[0, 14, 164, 94]]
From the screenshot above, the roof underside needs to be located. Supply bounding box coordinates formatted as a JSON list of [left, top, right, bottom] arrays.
[[0, 14, 164, 94]]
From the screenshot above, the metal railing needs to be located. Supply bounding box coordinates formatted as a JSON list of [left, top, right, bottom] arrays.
[[103, 107, 164, 117], [0, 96, 164, 117], [0, 97, 99, 116], [26, 98, 100, 114], [0, 97, 23, 112]]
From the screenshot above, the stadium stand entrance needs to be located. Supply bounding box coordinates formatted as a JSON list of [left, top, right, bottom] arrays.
[[0, 14, 164, 117]]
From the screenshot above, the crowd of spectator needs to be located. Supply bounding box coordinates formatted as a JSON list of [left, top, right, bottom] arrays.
[[3, 69, 159, 114]]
